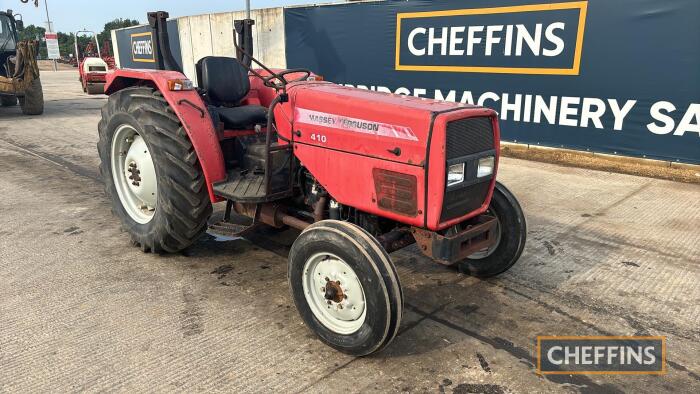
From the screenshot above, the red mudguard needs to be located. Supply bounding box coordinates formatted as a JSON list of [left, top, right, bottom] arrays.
[[105, 69, 227, 202]]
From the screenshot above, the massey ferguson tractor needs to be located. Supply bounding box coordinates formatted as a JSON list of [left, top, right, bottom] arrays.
[[98, 11, 526, 355], [0, 8, 43, 115]]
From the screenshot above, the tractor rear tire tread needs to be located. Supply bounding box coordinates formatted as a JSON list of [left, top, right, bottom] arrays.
[[98, 86, 212, 253]]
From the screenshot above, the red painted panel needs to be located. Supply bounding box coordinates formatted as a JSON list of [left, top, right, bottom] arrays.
[[285, 81, 500, 230], [294, 143, 426, 228]]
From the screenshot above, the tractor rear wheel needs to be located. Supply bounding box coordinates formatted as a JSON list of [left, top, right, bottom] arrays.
[[19, 78, 44, 115], [97, 87, 212, 253], [288, 220, 403, 356], [456, 182, 526, 278], [0, 96, 17, 106]]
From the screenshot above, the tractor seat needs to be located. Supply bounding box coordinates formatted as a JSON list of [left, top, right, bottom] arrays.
[[211, 106, 267, 130], [196, 56, 267, 130]]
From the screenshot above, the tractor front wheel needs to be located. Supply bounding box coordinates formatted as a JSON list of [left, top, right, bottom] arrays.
[[289, 220, 403, 356], [97, 87, 212, 253], [456, 182, 527, 278], [19, 78, 44, 115]]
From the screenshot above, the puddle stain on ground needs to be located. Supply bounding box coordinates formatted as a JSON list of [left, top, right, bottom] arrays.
[[180, 288, 205, 337]]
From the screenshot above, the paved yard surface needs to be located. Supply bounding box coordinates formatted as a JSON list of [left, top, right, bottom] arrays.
[[1, 71, 698, 393]]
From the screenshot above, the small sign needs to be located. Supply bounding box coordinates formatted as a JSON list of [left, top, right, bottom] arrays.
[[130, 32, 155, 63], [45, 32, 60, 59], [537, 336, 666, 375]]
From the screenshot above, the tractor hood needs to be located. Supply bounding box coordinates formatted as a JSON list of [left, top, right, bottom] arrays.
[[287, 82, 489, 166]]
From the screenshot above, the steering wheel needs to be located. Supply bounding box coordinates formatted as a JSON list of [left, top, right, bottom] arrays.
[[262, 69, 312, 89]]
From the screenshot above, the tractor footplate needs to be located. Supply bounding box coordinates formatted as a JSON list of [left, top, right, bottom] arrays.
[[213, 169, 292, 203], [412, 215, 498, 265], [213, 171, 267, 202]]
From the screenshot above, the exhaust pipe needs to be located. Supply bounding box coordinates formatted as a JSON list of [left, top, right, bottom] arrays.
[[147, 11, 182, 73], [234, 1, 254, 67]]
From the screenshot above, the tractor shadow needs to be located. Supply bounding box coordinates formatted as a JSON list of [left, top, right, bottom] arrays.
[[177, 204, 657, 362]]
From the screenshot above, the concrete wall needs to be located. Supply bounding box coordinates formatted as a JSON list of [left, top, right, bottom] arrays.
[[110, 30, 121, 68], [177, 7, 286, 83]]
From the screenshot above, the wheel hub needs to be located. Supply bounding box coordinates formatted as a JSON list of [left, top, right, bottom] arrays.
[[302, 253, 366, 334], [127, 162, 142, 186], [111, 125, 158, 224], [323, 279, 345, 303]]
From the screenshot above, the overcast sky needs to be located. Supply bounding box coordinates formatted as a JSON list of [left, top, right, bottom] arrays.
[[6, 0, 335, 34]]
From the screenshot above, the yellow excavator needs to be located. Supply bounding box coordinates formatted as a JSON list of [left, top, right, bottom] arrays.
[[0, 1, 43, 115]]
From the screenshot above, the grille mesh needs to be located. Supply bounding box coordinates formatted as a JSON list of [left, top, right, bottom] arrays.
[[445, 117, 494, 159], [440, 181, 491, 222]]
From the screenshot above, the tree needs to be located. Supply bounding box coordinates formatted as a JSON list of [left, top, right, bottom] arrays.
[[18, 24, 45, 41], [98, 18, 140, 56], [17, 24, 47, 58], [15, 17, 140, 60]]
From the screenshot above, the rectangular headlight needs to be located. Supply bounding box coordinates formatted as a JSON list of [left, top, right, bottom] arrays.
[[447, 163, 465, 187], [477, 156, 495, 178]]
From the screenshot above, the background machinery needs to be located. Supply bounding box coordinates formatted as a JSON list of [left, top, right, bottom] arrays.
[[0, 8, 43, 115], [74, 30, 109, 94], [97, 11, 527, 355]]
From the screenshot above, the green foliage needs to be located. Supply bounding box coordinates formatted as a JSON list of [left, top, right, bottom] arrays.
[[17, 24, 47, 58], [18, 24, 45, 41], [98, 18, 140, 48], [15, 17, 140, 59]]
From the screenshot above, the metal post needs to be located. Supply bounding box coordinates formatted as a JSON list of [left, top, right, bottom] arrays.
[[246, 0, 251, 19], [43, 0, 57, 71]]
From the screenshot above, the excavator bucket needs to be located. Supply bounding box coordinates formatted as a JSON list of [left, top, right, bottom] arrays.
[[0, 40, 40, 95]]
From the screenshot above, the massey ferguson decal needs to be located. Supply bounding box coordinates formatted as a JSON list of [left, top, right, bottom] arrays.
[[295, 108, 418, 141]]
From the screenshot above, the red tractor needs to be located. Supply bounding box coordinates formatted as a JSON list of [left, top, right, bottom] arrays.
[[98, 12, 526, 355], [75, 30, 109, 94]]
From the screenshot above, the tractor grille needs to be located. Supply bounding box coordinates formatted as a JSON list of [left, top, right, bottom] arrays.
[[445, 117, 494, 159], [440, 181, 491, 223], [439, 116, 495, 222]]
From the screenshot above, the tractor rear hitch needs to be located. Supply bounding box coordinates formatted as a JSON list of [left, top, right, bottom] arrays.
[[411, 215, 498, 265]]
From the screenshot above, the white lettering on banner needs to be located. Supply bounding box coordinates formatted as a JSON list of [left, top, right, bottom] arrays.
[[407, 22, 567, 59], [648, 102, 700, 136], [132, 40, 153, 55], [608, 99, 637, 131], [545, 345, 658, 366], [343, 84, 700, 139], [294, 108, 418, 141]]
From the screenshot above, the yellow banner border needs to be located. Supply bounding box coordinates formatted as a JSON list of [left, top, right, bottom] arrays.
[[394, 1, 588, 75], [130, 31, 156, 63]]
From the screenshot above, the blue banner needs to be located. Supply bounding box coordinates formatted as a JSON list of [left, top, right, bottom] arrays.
[[285, 0, 700, 163], [114, 21, 182, 71]]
